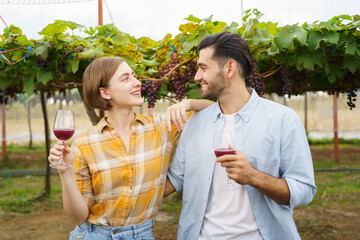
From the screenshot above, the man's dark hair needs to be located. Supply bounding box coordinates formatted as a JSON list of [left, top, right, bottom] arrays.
[[198, 32, 253, 78]]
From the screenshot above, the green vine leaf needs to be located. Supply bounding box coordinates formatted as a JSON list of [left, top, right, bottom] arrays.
[[15, 35, 34, 47], [327, 64, 343, 84], [182, 29, 209, 53], [343, 55, 360, 73], [65, 59, 80, 74], [33, 41, 53, 60], [39, 20, 69, 36], [275, 25, 307, 50], [185, 15, 202, 24], [78, 43, 105, 60], [345, 41, 360, 55], [37, 70, 54, 85], [308, 30, 339, 51], [23, 75, 35, 96], [297, 51, 323, 71]]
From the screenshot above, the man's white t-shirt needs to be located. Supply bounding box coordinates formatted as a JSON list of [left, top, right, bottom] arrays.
[[198, 114, 262, 240]]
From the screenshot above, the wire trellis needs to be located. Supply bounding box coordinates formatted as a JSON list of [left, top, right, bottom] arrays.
[[0, 0, 95, 4]]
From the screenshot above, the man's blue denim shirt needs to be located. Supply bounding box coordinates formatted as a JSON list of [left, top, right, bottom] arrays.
[[168, 89, 316, 240]]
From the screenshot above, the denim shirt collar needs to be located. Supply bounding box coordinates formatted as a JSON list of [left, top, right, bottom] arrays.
[[214, 88, 260, 123]]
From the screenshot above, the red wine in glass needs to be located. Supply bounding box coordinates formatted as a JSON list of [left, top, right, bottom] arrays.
[[53, 129, 75, 141], [49, 109, 75, 170], [213, 130, 236, 185], [214, 148, 236, 157]]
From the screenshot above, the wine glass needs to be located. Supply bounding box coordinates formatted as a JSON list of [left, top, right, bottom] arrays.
[[213, 130, 235, 185], [49, 109, 75, 170]]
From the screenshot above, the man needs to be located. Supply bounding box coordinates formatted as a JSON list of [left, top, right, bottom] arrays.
[[164, 32, 316, 240]]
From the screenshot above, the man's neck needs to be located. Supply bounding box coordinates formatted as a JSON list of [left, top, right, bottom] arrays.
[[218, 84, 251, 114]]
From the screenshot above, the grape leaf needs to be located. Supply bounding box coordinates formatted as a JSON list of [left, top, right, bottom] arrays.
[[343, 55, 360, 74], [185, 88, 202, 99], [33, 41, 53, 60], [78, 43, 104, 60], [159, 84, 168, 96], [182, 30, 209, 53], [15, 35, 34, 47], [327, 64, 343, 84], [308, 30, 339, 51], [250, 28, 273, 46], [226, 22, 239, 33], [212, 21, 227, 33], [65, 59, 79, 74], [275, 25, 307, 50], [345, 41, 359, 55], [11, 51, 24, 61], [4, 25, 22, 38], [203, 15, 213, 23], [23, 75, 35, 96], [297, 51, 323, 71], [39, 20, 68, 36], [185, 15, 202, 24], [37, 70, 53, 85]]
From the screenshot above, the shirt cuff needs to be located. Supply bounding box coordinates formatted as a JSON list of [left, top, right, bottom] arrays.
[[167, 170, 183, 193]]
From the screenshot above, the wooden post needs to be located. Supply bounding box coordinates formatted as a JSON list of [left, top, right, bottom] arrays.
[[98, 0, 103, 26], [333, 92, 339, 162], [1, 101, 6, 159], [40, 90, 51, 196], [304, 92, 308, 136], [98, 0, 104, 120]]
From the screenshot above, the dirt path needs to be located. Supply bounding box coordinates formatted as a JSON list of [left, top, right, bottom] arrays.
[[0, 209, 177, 240], [1, 206, 359, 240]]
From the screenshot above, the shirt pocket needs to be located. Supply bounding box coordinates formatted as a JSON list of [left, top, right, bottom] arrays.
[[247, 155, 280, 177]]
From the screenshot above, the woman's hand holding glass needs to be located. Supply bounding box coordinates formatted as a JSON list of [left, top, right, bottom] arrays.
[[49, 109, 75, 170]]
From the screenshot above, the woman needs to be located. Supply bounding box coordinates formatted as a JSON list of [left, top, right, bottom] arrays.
[[48, 56, 212, 240]]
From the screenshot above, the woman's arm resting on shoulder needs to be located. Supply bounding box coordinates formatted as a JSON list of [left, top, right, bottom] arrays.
[[166, 99, 214, 131]]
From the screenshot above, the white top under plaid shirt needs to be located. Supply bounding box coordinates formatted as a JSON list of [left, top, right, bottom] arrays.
[[72, 113, 180, 227]]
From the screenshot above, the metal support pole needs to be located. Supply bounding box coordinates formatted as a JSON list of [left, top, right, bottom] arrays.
[[333, 92, 339, 162], [1, 101, 6, 159]]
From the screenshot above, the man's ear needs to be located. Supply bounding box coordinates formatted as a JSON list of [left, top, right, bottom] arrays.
[[225, 59, 237, 78], [99, 87, 111, 100]]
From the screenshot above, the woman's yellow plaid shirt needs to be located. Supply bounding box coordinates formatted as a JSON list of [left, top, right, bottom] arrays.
[[72, 113, 181, 227]]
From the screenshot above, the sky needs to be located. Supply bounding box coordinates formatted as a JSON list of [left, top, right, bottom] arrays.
[[0, 0, 359, 41]]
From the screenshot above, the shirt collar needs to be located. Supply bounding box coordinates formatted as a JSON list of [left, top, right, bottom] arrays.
[[214, 88, 260, 123], [96, 112, 146, 133]]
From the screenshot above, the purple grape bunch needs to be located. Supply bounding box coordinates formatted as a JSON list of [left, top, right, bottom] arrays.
[[279, 64, 294, 96], [141, 80, 160, 108], [246, 59, 265, 96]]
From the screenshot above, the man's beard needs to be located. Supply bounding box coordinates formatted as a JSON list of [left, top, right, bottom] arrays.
[[202, 72, 226, 99]]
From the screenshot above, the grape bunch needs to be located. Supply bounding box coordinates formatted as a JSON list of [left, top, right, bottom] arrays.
[[159, 54, 196, 101], [141, 80, 160, 108], [279, 64, 293, 96], [36, 57, 51, 69], [246, 59, 265, 96], [347, 89, 357, 110]]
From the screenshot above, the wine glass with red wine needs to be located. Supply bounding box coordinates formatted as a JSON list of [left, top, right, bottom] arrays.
[[49, 109, 75, 169], [214, 130, 235, 185]]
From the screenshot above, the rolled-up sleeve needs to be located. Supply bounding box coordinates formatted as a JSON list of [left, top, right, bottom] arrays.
[[280, 112, 317, 208], [167, 119, 191, 193]]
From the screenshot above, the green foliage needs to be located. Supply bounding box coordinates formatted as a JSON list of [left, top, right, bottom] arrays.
[[0, 11, 359, 104], [308, 137, 360, 146]]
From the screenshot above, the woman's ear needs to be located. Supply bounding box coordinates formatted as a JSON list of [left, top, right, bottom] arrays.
[[99, 87, 111, 100]]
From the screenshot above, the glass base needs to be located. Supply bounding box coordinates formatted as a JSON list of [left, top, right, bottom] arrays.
[[49, 161, 73, 170]]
